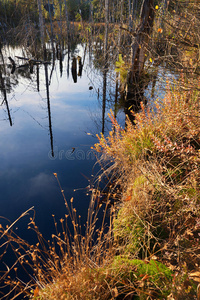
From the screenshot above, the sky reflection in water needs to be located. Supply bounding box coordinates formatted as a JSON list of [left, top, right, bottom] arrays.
[[0, 44, 117, 240]]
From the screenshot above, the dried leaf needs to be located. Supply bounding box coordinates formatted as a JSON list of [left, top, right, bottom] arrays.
[[34, 286, 39, 297], [112, 287, 118, 297]]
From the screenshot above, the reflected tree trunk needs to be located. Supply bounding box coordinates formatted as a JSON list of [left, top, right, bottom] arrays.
[[44, 62, 54, 158], [37, 65, 40, 92], [82, 43, 87, 68], [102, 70, 107, 134], [71, 57, 77, 83], [59, 54, 63, 77], [49, 54, 56, 85], [114, 74, 119, 119], [77, 56, 83, 77], [67, 48, 70, 78], [0, 68, 12, 126], [0, 42, 5, 72]]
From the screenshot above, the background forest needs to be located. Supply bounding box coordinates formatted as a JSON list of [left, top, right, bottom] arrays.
[[0, 0, 155, 27]]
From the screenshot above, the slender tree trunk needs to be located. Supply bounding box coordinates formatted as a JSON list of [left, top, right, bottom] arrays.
[[37, 0, 45, 50], [120, 0, 124, 24], [102, 0, 109, 134], [47, 0, 54, 38], [64, 0, 70, 40], [58, 0, 63, 38], [159, 0, 169, 32], [128, 0, 133, 31], [132, 0, 138, 26], [47, 0, 55, 58], [104, 0, 109, 61], [89, 1, 93, 23]]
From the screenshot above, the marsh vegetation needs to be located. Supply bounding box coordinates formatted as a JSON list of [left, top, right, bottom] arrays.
[[0, 0, 200, 299]]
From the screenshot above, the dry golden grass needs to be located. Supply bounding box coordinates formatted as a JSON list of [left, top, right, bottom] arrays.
[[93, 77, 200, 299]]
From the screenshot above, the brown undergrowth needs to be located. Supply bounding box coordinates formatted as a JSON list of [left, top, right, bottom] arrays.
[[93, 77, 200, 299]]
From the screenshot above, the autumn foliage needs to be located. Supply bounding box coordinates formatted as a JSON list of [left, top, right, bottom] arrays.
[[93, 78, 200, 299]]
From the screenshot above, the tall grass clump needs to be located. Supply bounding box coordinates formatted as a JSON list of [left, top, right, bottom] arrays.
[[93, 79, 200, 298], [0, 173, 117, 300]]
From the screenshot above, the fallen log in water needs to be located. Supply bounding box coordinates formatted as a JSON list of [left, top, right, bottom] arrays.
[[15, 56, 51, 64], [8, 56, 16, 74]]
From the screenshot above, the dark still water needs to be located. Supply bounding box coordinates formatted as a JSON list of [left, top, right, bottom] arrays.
[[0, 43, 124, 242]]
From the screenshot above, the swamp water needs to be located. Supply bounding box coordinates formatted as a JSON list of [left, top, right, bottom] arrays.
[[0, 42, 126, 240]]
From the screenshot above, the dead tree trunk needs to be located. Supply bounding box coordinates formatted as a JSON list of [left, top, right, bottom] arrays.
[[64, 0, 70, 40], [47, 0, 55, 57], [102, 0, 109, 134], [104, 0, 109, 59], [126, 0, 154, 100], [37, 0, 45, 50], [89, 1, 94, 23], [128, 0, 133, 32]]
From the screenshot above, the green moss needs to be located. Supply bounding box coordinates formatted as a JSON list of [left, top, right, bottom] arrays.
[[114, 208, 145, 255], [112, 257, 172, 278], [115, 54, 128, 84], [178, 187, 197, 197], [111, 257, 173, 298], [114, 175, 152, 256]]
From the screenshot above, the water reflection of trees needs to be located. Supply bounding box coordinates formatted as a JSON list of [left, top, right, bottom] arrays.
[[0, 31, 142, 152], [0, 67, 12, 127], [0, 37, 113, 155]]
